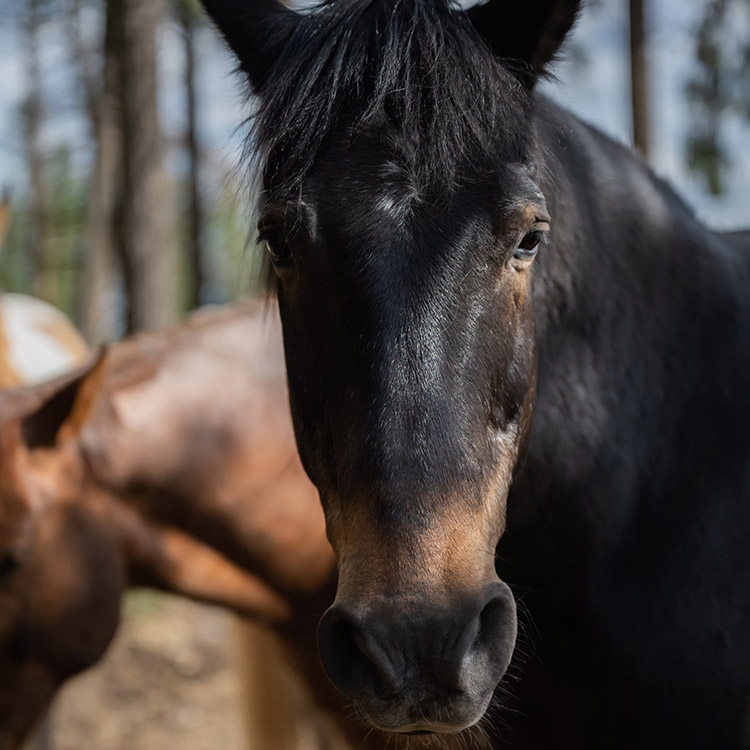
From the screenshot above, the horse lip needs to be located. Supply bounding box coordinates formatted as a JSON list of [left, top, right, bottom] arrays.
[[369, 715, 479, 735]]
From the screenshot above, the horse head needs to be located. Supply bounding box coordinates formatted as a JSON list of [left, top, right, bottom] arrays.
[[0, 341, 298, 749], [201, 0, 580, 735], [0, 366, 124, 750]]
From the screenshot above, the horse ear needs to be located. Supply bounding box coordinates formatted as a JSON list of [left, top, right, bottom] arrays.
[[20, 356, 102, 449], [467, 0, 582, 86], [199, 0, 299, 90]]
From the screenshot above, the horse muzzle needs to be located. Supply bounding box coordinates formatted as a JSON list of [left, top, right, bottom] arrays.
[[317, 580, 517, 733]]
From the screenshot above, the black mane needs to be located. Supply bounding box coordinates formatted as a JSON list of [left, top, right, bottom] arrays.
[[252, 0, 529, 195]]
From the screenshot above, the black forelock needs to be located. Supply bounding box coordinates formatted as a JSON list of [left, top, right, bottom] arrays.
[[251, 0, 531, 197]]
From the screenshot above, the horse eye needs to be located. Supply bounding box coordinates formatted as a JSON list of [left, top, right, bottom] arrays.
[[515, 230, 544, 258], [0, 552, 20, 578], [261, 234, 293, 266]]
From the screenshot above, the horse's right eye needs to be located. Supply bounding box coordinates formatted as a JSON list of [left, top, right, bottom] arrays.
[[257, 215, 294, 266], [264, 238, 293, 266], [0, 552, 20, 578]]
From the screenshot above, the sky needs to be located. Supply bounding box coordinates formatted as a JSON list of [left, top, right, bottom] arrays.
[[0, 0, 747, 230]]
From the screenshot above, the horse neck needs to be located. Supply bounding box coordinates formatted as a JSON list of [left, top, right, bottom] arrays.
[[513, 98, 750, 569], [78, 333, 334, 601]]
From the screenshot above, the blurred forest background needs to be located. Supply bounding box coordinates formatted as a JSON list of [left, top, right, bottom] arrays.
[[0, 0, 748, 345], [0, 0, 257, 343]]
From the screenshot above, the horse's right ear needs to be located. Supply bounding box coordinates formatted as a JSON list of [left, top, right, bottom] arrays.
[[199, 0, 299, 91], [467, 0, 582, 86]]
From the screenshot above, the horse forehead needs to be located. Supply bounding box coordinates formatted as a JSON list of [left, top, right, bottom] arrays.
[[305, 146, 417, 213], [308, 145, 537, 232], [311, 171, 476, 248]]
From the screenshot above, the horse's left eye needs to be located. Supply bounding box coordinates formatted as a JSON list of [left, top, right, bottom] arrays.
[[515, 230, 543, 257]]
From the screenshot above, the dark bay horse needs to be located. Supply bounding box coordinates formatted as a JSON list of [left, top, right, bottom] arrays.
[[200, 0, 750, 747]]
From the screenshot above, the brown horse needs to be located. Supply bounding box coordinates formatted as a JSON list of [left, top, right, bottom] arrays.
[[0, 303, 352, 750]]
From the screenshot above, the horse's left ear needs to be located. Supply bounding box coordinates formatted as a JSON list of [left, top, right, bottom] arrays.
[[466, 0, 582, 86], [199, 0, 299, 91], [20, 355, 102, 449]]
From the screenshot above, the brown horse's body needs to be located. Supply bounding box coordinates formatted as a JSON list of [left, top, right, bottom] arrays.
[[0, 302, 372, 750]]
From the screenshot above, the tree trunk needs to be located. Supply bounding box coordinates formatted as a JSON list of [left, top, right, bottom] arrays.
[[78, 0, 122, 344], [66, 0, 100, 136], [180, 5, 206, 310], [110, 0, 176, 332], [24, 0, 53, 302], [629, 0, 650, 159]]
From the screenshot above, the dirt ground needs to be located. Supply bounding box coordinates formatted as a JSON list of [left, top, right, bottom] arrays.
[[24, 591, 351, 750], [30, 592, 247, 750]]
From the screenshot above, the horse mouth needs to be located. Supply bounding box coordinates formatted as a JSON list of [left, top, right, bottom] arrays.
[[369, 712, 483, 736]]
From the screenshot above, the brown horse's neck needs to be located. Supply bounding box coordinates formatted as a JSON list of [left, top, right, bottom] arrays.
[[71, 308, 336, 603]]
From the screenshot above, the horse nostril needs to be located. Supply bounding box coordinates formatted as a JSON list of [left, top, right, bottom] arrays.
[[454, 582, 517, 690], [477, 586, 514, 652], [318, 605, 400, 701]]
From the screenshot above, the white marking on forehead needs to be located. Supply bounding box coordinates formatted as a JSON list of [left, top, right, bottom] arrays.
[[373, 162, 420, 218], [375, 191, 408, 217]]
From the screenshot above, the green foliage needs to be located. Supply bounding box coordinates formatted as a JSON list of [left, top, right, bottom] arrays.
[[0, 208, 33, 294], [0, 146, 87, 318], [173, 0, 204, 26], [686, 0, 750, 195], [45, 145, 88, 318], [175, 170, 262, 311], [204, 170, 266, 304]]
